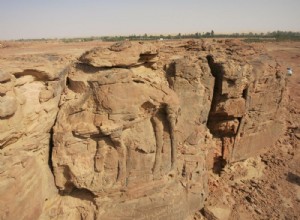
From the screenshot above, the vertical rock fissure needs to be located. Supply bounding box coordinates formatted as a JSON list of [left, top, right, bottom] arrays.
[[206, 55, 251, 168], [48, 126, 55, 173], [206, 55, 227, 172], [206, 55, 224, 125]]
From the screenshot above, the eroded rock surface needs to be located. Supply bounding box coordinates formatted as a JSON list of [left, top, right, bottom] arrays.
[[0, 40, 286, 220], [51, 41, 214, 219], [206, 40, 286, 166], [0, 54, 68, 220]]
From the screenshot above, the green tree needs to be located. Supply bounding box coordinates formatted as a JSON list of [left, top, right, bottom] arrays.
[[205, 32, 211, 37]]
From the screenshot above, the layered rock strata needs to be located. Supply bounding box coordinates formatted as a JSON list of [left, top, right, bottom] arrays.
[[51, 41, 214, 219], [0, 40, 286, 220], [206, 41, 285, 164], [0, 55, 68, 220]]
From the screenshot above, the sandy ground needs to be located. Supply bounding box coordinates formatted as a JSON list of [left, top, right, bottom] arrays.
[[252, 42, 300, 219], [0, 40, 110, 57], [1, 39, 299, 219]]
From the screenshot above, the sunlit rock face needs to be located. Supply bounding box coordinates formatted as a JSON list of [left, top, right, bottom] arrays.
[[51, 41, 214, 219], [0, 55, 67, 220], [0, 40, 286, 220]]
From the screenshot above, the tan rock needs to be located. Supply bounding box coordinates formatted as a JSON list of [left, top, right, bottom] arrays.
[[0, 96, 17, 118], [40, 195, 96, 220], [206, 42, 285, 163], [51, 42, 216, 219], [215, 98, 246, 117], [39, 88, 54, 103], [0, 39, 287, 219], [0, 54, 68, 219], [0, 82, 13, 95], [0, 71, 11, 83], [0, 153, 57, 220], [79, 41, 159, 67], [203, 206, 231, 220], [209, 119, 240, 135]]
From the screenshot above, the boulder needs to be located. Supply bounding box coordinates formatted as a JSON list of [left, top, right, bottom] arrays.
[[0, 71, 11, 83], [0, 96, 17, 118], [79, 41, 159, 68]]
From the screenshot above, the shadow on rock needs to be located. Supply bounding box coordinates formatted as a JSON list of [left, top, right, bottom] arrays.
[[286, 172, 300, 186]]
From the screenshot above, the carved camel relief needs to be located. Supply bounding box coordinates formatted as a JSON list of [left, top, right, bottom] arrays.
[[90, 78, 180, 187], [55, 69, 180, 190]]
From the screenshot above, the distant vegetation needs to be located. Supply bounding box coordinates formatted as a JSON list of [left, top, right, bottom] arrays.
[[14, 31, 300, 43]]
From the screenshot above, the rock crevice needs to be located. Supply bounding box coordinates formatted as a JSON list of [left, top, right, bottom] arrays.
[[0, 40, 286, 220]]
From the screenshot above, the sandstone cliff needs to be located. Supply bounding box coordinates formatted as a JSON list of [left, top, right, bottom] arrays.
[[0, 54, 67, 220], [0, 40, 286, 220]]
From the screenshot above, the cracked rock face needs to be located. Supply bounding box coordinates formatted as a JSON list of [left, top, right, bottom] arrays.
[[0, 54, 68, 220], [52, 41, 214, 219], [0, 40, 286, 220]]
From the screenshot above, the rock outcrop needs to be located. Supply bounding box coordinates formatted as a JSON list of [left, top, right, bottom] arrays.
[[206, 41, 285, 164], [0, 40, 286, 220], [50, 41, 214, 219], [0, 55, 68, 220]]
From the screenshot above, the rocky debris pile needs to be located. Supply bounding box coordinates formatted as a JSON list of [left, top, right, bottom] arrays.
[[0, 40, 287, 220], [201, 131, 299, 220]]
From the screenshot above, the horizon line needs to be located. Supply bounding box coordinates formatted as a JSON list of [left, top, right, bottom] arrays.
[[1, 30, 300, 41]]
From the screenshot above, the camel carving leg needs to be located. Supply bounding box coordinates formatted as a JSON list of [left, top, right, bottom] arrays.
[[110, 130, 127, 187], [151, 114, 164, 179], [166, 105, 179, 171], [94, 140, 106, 173]]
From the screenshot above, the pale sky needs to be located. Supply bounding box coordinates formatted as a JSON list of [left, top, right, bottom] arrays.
[[0, 0, 299, 40]]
